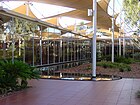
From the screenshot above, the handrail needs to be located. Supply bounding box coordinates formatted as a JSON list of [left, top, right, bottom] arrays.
[[36, 59, 91, 68]]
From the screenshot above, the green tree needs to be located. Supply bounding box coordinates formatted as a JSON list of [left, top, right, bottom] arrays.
[[123, 0, 140, 28]]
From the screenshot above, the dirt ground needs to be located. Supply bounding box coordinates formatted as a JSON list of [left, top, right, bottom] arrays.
[[60, 63, 140, 78]]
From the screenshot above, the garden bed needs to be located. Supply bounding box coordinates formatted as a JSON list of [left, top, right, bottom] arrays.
[[57, 62, 140, 78], [97, 63, 140, 78]]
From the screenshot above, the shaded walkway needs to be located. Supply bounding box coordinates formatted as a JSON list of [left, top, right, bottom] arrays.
[[0, 79, 140, 105]]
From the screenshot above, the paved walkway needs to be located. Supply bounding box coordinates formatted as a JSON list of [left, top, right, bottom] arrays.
[[0, 79, 140, 105]]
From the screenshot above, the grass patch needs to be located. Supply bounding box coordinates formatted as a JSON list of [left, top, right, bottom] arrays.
[[115, 57, 136, 64], [97, 61, 131, 72]]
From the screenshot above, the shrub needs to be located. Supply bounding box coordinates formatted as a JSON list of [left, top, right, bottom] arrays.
[[115, 56, 135, 64], [0, 60, 40, 94], [101, 55, 111, 61], [97, 61, 118, 68], [133, 53, 140, 61], [102, 56, 137, 64], [97, 61, 131, 72], [118, 63, 131, 72]]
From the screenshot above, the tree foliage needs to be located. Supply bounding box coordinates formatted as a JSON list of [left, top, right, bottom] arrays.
[[123, 0, 140, 28]]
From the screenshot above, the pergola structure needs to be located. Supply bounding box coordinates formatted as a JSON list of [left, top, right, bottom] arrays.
[[11, 0, 119, 38], [0, 0, 126, 79]]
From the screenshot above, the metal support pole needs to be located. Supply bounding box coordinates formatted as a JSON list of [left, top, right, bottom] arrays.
[[132, 43, 134, 59], [59, 40, 61, 63], [119, 32, 121, 56], [53, 40, 55, 63], [92, 0, 97, 79], [40, 26, 42, 65], [123, 34, 125, 57], [63, 40, 65, 62], [11, 17, 15, 63], [26, 2, 29, 16], [74, 38, 76, 66], [71, 34, 73, 61], [119, 7, 122, 56], [112, 0, 115, 62], [18, 38, 21, 56], [32, 33, 35, 66], [47, 28, 49, 64], [79, 40, 81, 60], [67, 40, 69, 61], [23, 38, 25, 63], [12, 34, 15, 63], [3, 40, 6, 60], [74, 39, 76, 61], [122, 10, 126, 57], [77, 40, 79, 60]]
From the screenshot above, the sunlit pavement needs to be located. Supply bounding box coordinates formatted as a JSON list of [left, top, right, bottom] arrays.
[[0, 78, 140, 105]]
